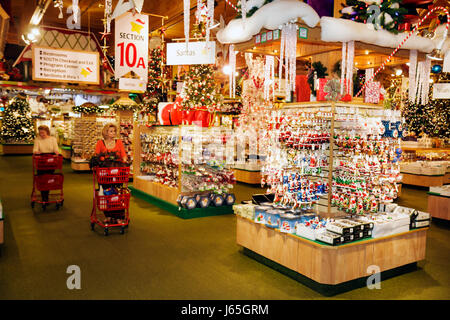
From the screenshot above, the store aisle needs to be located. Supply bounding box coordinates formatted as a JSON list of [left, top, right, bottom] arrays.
[[0, 155, 449, 300]]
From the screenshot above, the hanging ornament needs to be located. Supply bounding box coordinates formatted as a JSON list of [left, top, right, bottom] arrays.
[[229, 45, 236, 98], [105, 0, 113, 33], [431, 64, 442, 73], [264, 55, 275, 102], [72, 0, 79, 24], [408, 50, 417, 103], [184, 0, 190, 46], [279, 22, 298, 97], [53, 0, 64, 19]]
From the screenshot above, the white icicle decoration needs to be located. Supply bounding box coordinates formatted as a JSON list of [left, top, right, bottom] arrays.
[[229, 45, 236, 98], [346, 41, 355, 96], [408, 50, 417, 103], [105, 0, 113, 32], [184, 0, 190, 47], [241, 0, 247, 21], [206, 0, 214, 43], [279, 23, 297, 97], [73, 0, 79, 24], [341, 42, 347, 95], [415, 58, 431, 105], [264, 55, 275, 101]]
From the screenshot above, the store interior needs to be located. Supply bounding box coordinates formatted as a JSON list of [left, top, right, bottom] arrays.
[[0, 0, 449, 300]]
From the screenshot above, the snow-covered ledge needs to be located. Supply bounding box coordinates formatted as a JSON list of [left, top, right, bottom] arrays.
[[320, 17, 449, 54]]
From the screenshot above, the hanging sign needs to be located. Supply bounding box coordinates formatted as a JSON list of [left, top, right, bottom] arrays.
[[115, 12, 148, 86], [166, 42, 216, 65], [443, 51, 450, 73], [118, 78, 146, 92], [32, 46, 99, 84], [432, 83, 450, 99], [299, 27, 308, 39]]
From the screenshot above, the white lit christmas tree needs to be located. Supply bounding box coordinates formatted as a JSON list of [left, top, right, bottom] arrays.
[[0, 95, 35, 143]]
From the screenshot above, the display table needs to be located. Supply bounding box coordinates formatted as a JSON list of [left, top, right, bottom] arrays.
[[236, 216, 427, 295], [233, 168, 262, 184], [1, 144, 33, 155], [427, 192, 450, 221], [59, 146, 72, 159], [401, 173, 446, 187], [70, 158, 90, 171]]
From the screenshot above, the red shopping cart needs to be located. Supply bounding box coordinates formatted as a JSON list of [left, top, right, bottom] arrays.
[[31, 154, 64, 210], [90, 166, 130, 236]]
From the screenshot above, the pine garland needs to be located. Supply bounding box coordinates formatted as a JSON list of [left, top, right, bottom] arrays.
[[0, 96, 35, 143], [72, 105, 105, 115], [110, 103, 142, 111], [235, 0, 275, 19], [340, 0, 407, 34]]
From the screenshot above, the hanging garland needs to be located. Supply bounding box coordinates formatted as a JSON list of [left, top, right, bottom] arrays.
[[72, 104, 105, 114], [110, 103, 142, 111]]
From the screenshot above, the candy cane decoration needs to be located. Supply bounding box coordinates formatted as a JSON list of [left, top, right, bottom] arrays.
[[225, 0, 239, 12], [356, 6, 450, 98]]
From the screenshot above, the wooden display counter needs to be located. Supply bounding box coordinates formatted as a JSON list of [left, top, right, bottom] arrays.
[[71, 160, 90, 171], [59, 146, 72, 159], [133, 176, 179, 205], [233, 168, 262, 185], [1, 144, 33, 155], [236, 216, 427, 295], [401, 173, 445, 187], [427, 193, 450, 221]]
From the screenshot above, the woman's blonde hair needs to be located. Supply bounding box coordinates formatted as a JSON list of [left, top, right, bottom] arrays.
[[37, 125, 50, 136], [102, 123, 118, 139]]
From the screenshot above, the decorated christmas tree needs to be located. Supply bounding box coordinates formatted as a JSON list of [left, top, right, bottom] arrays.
[[142, 47, 166, 113], [340, 0, 407, 34], [0, 95, 35, 143], [181, 8, 222, 112]]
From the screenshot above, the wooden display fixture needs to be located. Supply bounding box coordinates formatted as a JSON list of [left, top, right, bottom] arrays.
[[233, 168, 262, 184], [71, 160, 90, 171], [133, 176, 179, 205], [427, 193, 450, 221], [59, 146, 72, 159], [401, 173, 445, 187], [236, 216, 427, 294], [1, 144, 33, 155]]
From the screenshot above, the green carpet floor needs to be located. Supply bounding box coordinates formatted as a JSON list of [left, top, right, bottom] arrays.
[[0, 155, 449, 300]]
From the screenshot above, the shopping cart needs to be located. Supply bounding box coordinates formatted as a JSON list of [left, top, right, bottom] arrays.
[[90, 166, 130, 236], [31, 154, 64, 210]]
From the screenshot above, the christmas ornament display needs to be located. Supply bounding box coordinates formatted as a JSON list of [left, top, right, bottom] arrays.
[[431, 64, 442, 73]]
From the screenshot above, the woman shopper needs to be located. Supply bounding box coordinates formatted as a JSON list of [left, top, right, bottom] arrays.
[[33, 125, 60, 202], [94, 123, 127, 225]]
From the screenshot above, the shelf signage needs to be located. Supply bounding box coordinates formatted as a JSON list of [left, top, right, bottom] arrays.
[[432, 83, 450, 99], [166, 41, 216, 65], [32, 46, 99, 84], [115, 12, 148, 85]]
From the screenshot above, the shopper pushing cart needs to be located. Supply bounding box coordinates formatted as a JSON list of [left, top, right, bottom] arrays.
[[31, 125, 64, 210], [90, 123, 130, 236]]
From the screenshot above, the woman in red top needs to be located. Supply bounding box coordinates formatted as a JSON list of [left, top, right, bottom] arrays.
[[95, 123, 127, 163], [95, 123, 127, 225]]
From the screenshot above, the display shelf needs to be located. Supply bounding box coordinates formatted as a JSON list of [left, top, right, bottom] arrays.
[[70, 159, 90, 171], [132, 124, 236, 218], [427, 193, 450, 221], [236, 216, 427, 295], [1, 144, 33, 155]]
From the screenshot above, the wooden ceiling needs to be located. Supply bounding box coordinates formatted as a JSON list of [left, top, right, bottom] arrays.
[[5, 0, 239, 45]]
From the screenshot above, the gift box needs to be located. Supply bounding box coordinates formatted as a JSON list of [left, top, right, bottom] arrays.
[[265, 210, 282, 228], [326, 221, 354, 235], [316, 231, 344, 246], [339, 219, 364, 232], [279, 213, 299, 233], [411, 219, 430, 229], [316, 78, 329, 101]]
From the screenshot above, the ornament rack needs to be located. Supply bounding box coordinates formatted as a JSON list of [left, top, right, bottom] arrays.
[[237, 101, 426, 295], [264, 101, 403, 218], [130, 124, 235, 219]]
